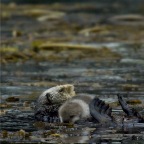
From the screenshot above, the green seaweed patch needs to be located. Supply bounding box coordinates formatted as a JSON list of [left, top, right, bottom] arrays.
[[126, 99, 142, 105], [109, 102, 119, 107], [0, 103, 12, 108], [23, 9, 65, 20], [1, 42, 121, 64], [80, 25, 144, 42], [23, 9, 49, 17], [79, 25, 109, 34], [32, 42, 122, 61], [1, 11, 11, 20], [5, 97, 19, 102], [108, 14, 144, 26], [120, 84, 139, 91], [32, 40, 47, 50], [34, 122, 46, 129], [1, 47, 33, 64], [39, 42, 100, 51], [44, 130, 57, 136], [0, 47, 19, 53], [65, 123, 74, 128], [50, 133, 61, 137], [2, 130, 8, 139]]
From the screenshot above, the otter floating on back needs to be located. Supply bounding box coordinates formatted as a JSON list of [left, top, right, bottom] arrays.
[[35, 84, 75, 121], [59, 94, 94, 123], [59, 94, 144, 124], [35, 85, 144, 124], [58, 94, 113, 124]]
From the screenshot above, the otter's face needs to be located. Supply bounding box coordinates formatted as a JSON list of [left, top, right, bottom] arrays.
[[38, 84, 75, 105], [59, 102, 82, 123]]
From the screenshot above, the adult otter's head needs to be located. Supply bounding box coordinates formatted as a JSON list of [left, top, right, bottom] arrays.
[[38, 84, 75, 105]]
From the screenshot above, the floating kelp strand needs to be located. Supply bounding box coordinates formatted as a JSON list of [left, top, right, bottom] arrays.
[[108, 14, 144, 26]]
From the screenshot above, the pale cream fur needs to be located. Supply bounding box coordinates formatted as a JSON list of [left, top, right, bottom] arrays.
[[59, 95, 94, 123], [71, 99, 90, 118], [37, 84, 75, 105]]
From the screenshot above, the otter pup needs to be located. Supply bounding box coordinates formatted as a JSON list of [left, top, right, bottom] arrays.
[[35, 84, 76, 121], [58, 94, 94, 123], [59, 94, 144, 124]]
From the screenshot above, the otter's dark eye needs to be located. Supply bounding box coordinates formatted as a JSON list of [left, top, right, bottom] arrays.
[[59, 88, 64, 93]]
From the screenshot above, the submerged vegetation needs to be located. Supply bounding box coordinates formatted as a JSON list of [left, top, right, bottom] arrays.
[[1, 41, 122, 64]]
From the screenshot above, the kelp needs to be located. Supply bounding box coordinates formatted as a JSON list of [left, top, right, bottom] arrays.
[[6, 97, 19, 102], [127, 99, 142, 105], [120, 84, 139, 91], [79, 24, 144, 42], [34, 42, 122, 60], [1, 42, 122, 64], [108, 14, 144, 26]]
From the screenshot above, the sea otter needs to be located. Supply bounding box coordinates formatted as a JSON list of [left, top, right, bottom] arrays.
[[59, 94, 144, 124], [58, 94, 94, 123], [58, 94, 112, 123], [34, 84, 76, 121], [35, 85, 143, 124]]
